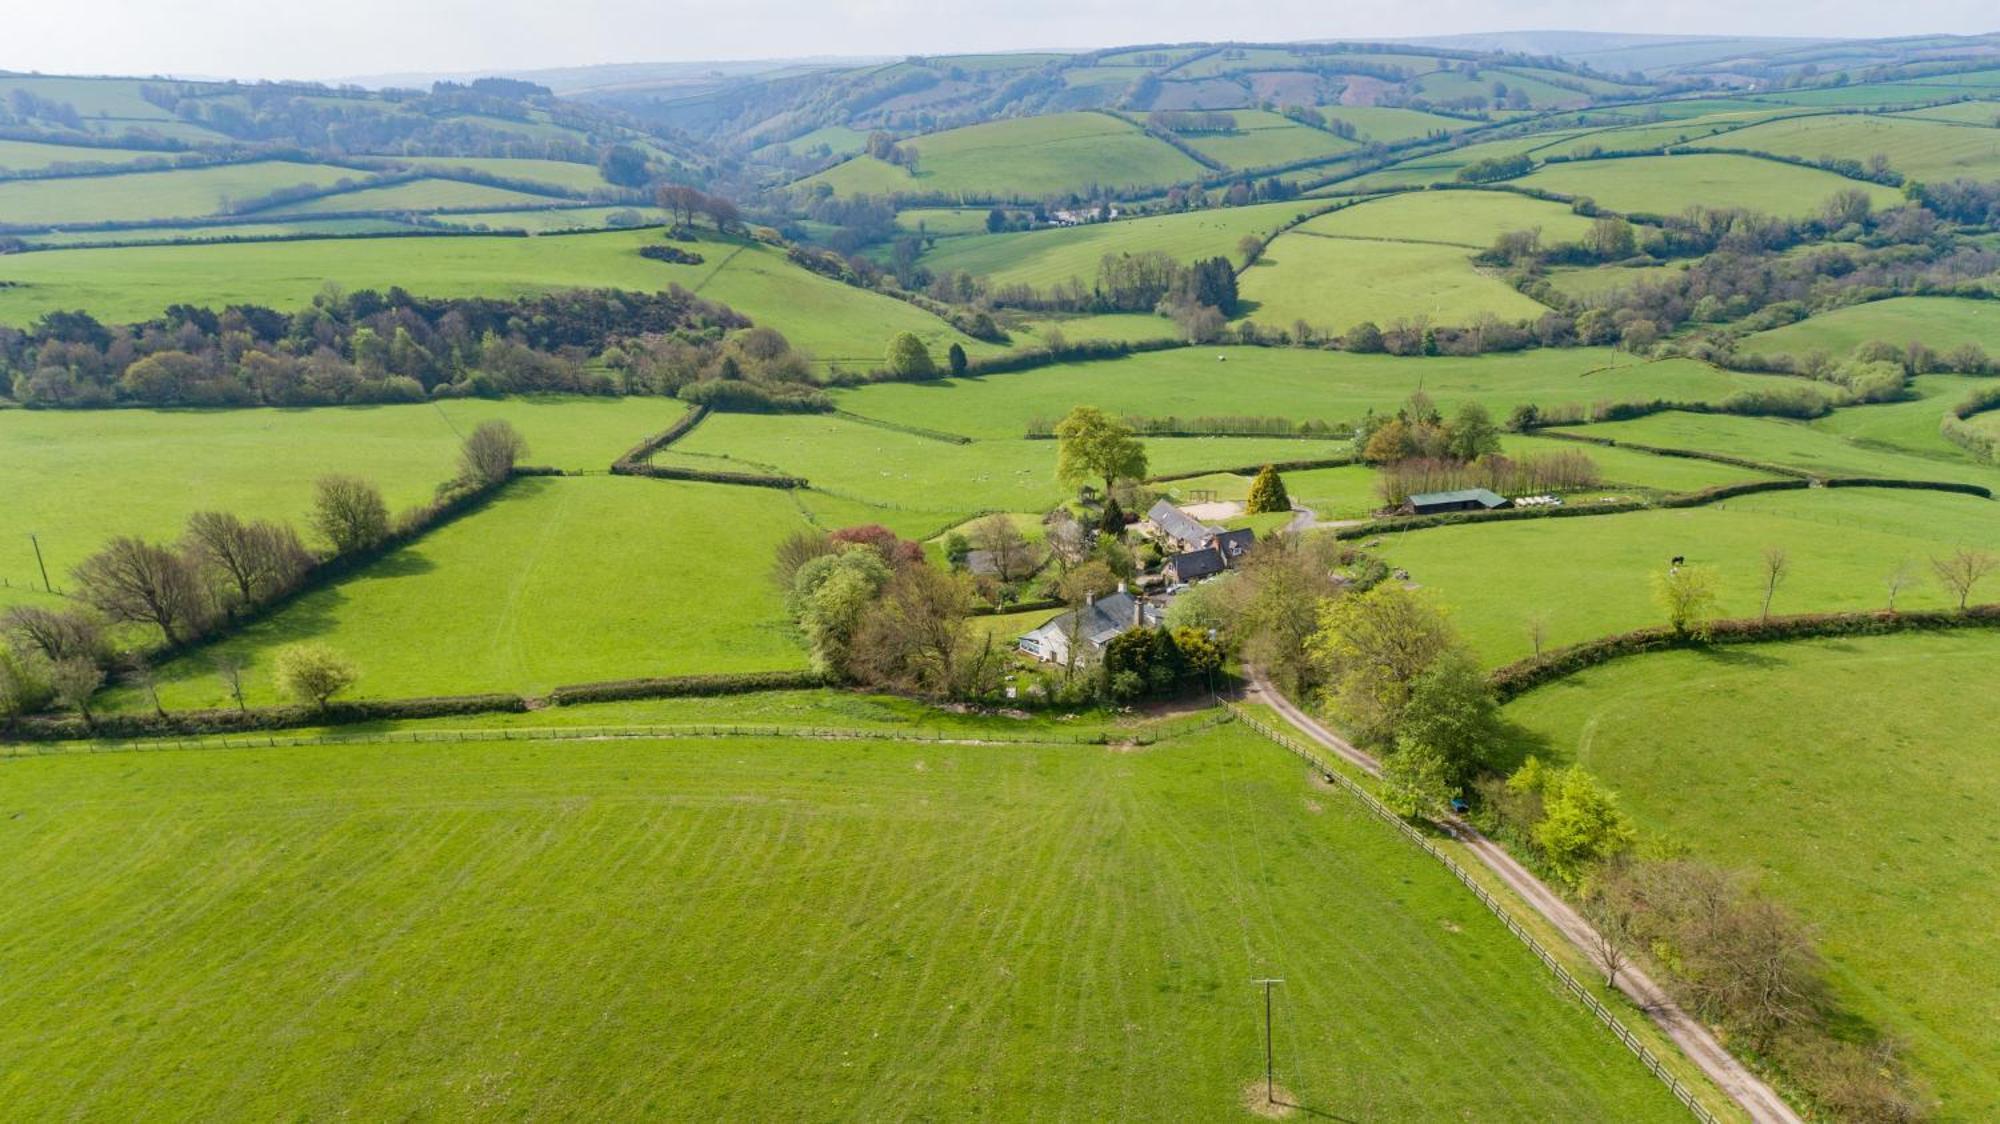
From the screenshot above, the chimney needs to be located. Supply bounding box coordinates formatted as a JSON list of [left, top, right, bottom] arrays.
[[1132, 595, 1143, 629], [1085, 591, 1095, 608]]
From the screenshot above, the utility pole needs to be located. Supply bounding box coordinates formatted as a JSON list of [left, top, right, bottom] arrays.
[[1252, 977, 1284, 1105], [30, 533, 51, 593]]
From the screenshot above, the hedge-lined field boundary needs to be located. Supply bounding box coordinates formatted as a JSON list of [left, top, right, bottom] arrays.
[[612, 404, 710, 468], [1490, 604, 2000, 701], [1, 669, 829, 743], [1149, 453, 1358, 484]]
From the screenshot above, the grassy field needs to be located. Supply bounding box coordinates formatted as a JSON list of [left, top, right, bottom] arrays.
[[430, 206, 666, 233], [1894, 99, 2000, 127], [1737, 296, 2000, 359], [384, 156, 613, 192], [0, 396, 684, 591], [1809, 374, 1991, 462], [269, 178, 570, 215], [0, 229, 988, 366], [19, 217, 414, 247], [1295, 189, 1599, 248], [833, 348, 1801, 439], [1505, 631, 2000, 1118], [1324, 130, 1596, 192], [1544, 262, 1693, 301], [0, 137, 160, 172], [0, 160, 359, 225], [916, 200, 1319, 289], [140, 476, 806, 707], [658, 411, 1352, 514], [0, 723, 1687, 1120], [1559, 410, 2000, 486], [1236, 235, 1555, 334], [1377, 486, 2000, 663], [1535, 109, 1808, 157], [1512, 154, 1904, 219], [1706, 112, 2000, 183], [1172, 110, 1357, 169], [801, 112, 1207, 200], [1317, 106, 1468, 142]]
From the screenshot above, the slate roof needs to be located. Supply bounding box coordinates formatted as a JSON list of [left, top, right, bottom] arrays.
[[1166, 547, 1226, 582], [1213, 527, 1256, 560], [1146, 499, 1215, 547], [1020, 591, 1160, 651]]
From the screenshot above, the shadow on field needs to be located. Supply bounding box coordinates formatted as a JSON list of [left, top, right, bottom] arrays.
[[1486, 717, 1555, 775], [1692, 645, 1784, 671]]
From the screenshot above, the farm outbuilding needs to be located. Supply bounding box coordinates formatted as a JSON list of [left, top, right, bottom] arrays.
[[1407, 488, 1510, 515]]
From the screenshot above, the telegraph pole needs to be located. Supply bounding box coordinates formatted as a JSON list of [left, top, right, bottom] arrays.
[[1252, 977, 1284, 1105], [30, 533, 51, 593]]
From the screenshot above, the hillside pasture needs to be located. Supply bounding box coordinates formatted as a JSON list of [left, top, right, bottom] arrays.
[[1505, 632, 2000, 1118], [1293, 189, 1599, 248], [1893, 99, 2000, 127], [0, 229, 988, 367], [833, 348, 1799, 440], [1377, 486, 2000, 662], [1736, 296, 2000, 360], [139, 476, 805, 708], [1705, 112, 2000, 184], [1235, 234, 1549, 335], [20, 217, 413, 247], [1315, 105, 1469, 142], [1170, 109, 1357, 169], [1809, 373, 1991, 463], [429, 206, 666, 233], [1512, 154, 1903, 219], [801, 112, 1206, 200], [267, 178, 572, 215], [1559, 411, 2000, 486], [0, 138, 161, 172], [381, 156, 615, 192], [916, 200, 1320, 289], [0, 725, 1687, 1120], [657, 411, 1352, 514], [0, 396, 687, 591], [0, 160, 359, 226]]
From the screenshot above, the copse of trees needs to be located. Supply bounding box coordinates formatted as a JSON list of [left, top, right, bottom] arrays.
[[1, 286, 750, 409]]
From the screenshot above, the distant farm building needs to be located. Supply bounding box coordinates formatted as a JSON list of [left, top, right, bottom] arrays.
[[1407, 488, 1510, 516]]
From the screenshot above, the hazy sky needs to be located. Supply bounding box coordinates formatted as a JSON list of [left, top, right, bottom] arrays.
[[7, 0, 1997, 83]]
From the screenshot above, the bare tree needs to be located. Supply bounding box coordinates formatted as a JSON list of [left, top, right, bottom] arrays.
[[969, 514, 1033, 582], [1043, 510, 1092, 575], [1526, 611, 1548, 658], [1582, 887, 1637, 989], [1884, 559, 1918, 611], [458, 420, 529, 486], [214, 652, 249, 713], [310, 475, 389, 556], [1, 605, 104, 665], [185, 511, 313, 611], [72, 537, 209, 646], [48, 657, 105, 722], [1759, 547, 1789, 620], [849, 566, 988, 698], [1930, 547, 1997, 609]]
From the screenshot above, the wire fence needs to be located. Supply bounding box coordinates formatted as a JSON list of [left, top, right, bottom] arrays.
[[1226, 704, 1721, 1124], [4, 710, 1236, 759]]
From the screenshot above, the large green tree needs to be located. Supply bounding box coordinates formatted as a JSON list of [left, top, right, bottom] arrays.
[[1245, 465, 1291, 514], [1053, 406, 1148, 498]]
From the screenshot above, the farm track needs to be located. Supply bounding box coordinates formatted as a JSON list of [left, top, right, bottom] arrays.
[[1246, 669, 1804, 1124]]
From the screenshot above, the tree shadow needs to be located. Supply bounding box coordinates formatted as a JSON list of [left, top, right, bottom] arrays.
[[1234, 298, 1264, 318], [1690, 645, 1783, 671], [1488, 715, 1556, 774]]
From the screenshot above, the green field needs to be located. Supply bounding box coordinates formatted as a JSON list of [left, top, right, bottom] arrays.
[[1236, 234, 1552, 334], [1738, 296, 2000, 360], [431, 206, 665, 233], [1893, 99, 2000, 127], [0, 229, 988, 366], [917, 200, 1319, 288], [1377, 486, 2000, 663], [1535, 109, 1807, 157], [801, 112, 1207, 200], [894, 206, 997, 236], [0, 724, 1686, 1119], [1316, 106, 1468, 142], [658, 411, 1351, 514], [834, 347, 1801, 440], [1512, 154, 1904, 219], [1295, 189, 1599, 248], [1324, 131, 1596, 193], [1808, 374, 1989, 462], [141, 476, 806, 707], [1544, 262, 1693, 301], [1562, 410, 2000, 487], [19, 217, 413, 247], [0, 396, 685, 592], [0, 138, 160, 172], [1505, 631, 2000, 1118], [1173, 110, 1357, 169], [1706, 112, 2000, 183], [384, 156, 614, 192], [269, 178, 570, 215], [0, 160, 358, 225]]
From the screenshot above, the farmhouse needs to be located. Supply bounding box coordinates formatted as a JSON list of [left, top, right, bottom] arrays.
[[1145, 499, 1216, 551], [1164, 528, 1254, 585], [1407, 488, 1510, 515], [1017, 589, 1163, 664]]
